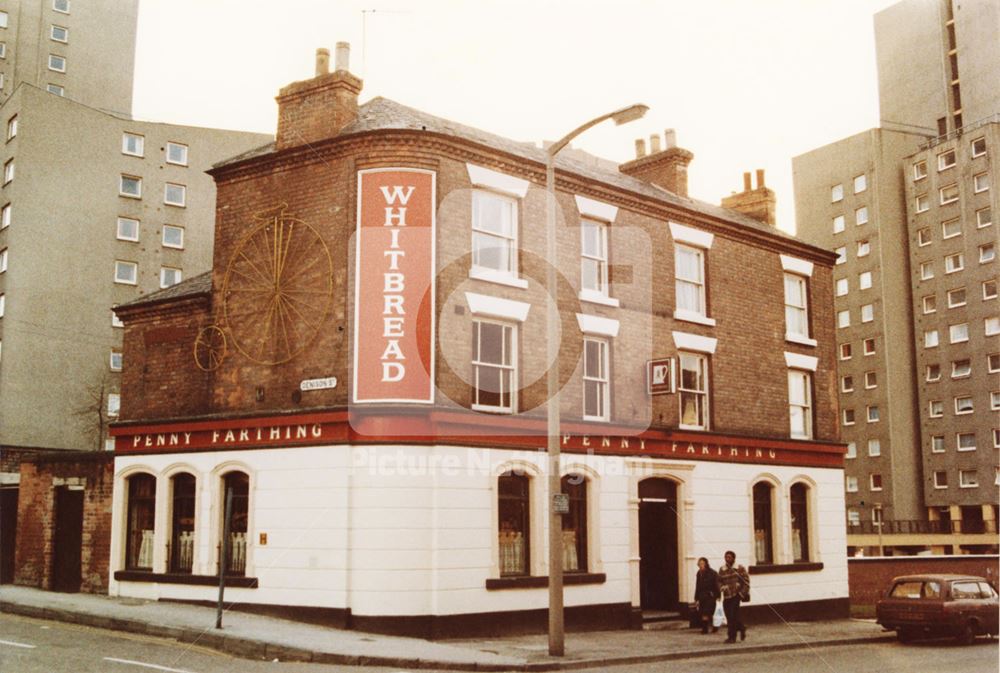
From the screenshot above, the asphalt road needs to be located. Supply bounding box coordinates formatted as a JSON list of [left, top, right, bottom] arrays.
[[0, 613, 997, 673]]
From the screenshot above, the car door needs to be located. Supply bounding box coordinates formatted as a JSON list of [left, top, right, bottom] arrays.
[[976, 582, 999, 632]]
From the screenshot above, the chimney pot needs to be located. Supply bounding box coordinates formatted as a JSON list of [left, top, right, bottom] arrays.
[[756, 168, 765, 189], [664, 129, 677, 149], [335, 42, 351, 72], [742, 172, 752, 191], [649, 134, 662, 153], [635, 138, 646, 158], [315, 48, 330, 77]]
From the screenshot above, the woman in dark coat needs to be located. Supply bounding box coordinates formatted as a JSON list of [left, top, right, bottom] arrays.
[[694, 557, 719, 634]]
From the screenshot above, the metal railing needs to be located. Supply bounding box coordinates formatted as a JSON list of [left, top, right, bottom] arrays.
[[847, 519, 999, 535], [919, 113, 1000, 151]]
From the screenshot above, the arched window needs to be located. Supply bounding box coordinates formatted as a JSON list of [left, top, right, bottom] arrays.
[[125, 474, 156, 570], [498, 472, 529, 576], [170, 473, 196, 573], [221, 472, 249, 576], [561, 474, 587, 572], [752, 481, 774, 565], [790, 483, 810, 562]]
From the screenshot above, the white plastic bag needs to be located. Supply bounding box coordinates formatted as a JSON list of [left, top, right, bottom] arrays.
[[713, 600, 726, 628]]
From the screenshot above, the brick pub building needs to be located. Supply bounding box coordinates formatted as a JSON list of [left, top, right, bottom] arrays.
[[109, 45, 848, 637]]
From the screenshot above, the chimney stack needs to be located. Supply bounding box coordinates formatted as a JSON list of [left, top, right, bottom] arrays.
[[275, 45, 364, 151], [619, 130, 694, 197], [720, 168, 777, 226]]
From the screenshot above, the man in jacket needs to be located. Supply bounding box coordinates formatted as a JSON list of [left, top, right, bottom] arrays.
[[716, 550, 750, 643]]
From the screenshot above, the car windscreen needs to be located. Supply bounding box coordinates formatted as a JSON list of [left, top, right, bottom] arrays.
[[890, 581, 924, 598]]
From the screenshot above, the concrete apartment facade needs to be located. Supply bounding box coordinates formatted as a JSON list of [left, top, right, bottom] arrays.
[[793, 0, 999, 555], [0, 0, 139, 116]]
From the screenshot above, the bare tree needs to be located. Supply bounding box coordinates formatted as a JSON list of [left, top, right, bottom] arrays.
[[73, 371, 117, 451]]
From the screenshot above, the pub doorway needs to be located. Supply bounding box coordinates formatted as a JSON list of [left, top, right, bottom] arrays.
[[51, 486, 84, 592], [0, 486, 18, 583], [638, 478, 680, 612]]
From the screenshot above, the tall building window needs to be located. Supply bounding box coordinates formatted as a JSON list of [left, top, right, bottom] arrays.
[[125, 474, 156, 570], [0, 247, 6, 273], [164, 183, 186, 207], [170, 473, 196, 573], [561, 475, 587, 573], [870, 474, 883, 491], [845, 442, 857, 458], [859, 271, 872, 290], [116, 217, 139, 241], [939, 183, 959, 204], [0, 11, 7, 28], [1, 203, 9, 228], [922, 295, 936, 313], [119, 175, 141, 198], [973, 173, 989, 193], [840, 343, 852, 360], [941, 218, 961, 239], [920, 261, 934, 280], [675, 245, 707, 318], [678, 352, 709, 430], [954, 397, 973, 415], [868, 439, 881, 456], [836, 278, 848, 297], [853, 174, 866, 193], [166, 142, 189, 166], [945, 252, 963, 273], [6, 115, 16, 140], [498, 473, 529, 576], [978, 207, 993, 228], [959, 470, 978, 488], [53, 0, 70, 13], [122, 133, 144, 157], [831, 184, 843, 202], [46, 83, 64, 96], [162, 225, 184, 249], [48, 54, 66, 72], [789, 483, 810, 562], [471, 191, 517, 280], [933, 471, 948, 489], [863, 338, 876, 355], [846, 476, 858, 493], [861, 303, 874, 322], [832, 215, 845, 233], [783, 273, 809, 340], [788, 370, 813, 439], [924, 329, 939, 348], [980, 243, 996, 264], [931, 435, 945, 453], [160, 266, 182, 288], [114, 260, 137, 285], [835, 246, 846, 264], [971, 138, 986, 158], [855, 207, 868, 225], [857, 240, 870, 257], [947, 287, 966, 307], [472, 320, 515, 413], [3, 159, 13, 184], [50, 25, 69, 42], [938, 149, 956, 171], [582, 337, 609, 421], [752, 482, 774, 565], [951, 358, 971, 378], [984, 280, 998, 300], [926, 364, 941, 381], [580, 219, 608, 297], [913, 161, 927, 180], [949, 322, 968, 343], [107, 392, 120, 417], [929, 400, 943, 417], [109, 350, 122, 371], [916, 194, 929, 212], [221, 471, 249, 576], [917, 227, 932, 246], [864, 371, 877, 388]]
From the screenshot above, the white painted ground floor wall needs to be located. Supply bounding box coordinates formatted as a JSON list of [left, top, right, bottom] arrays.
[[109, 445, 848, 618]]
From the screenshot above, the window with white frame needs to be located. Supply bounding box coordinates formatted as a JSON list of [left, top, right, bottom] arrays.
[[53, 0, 70, 12], [933, 471, 948, 488], [984, 280, 998, 300], [832, 215, 845, 233], [114, 260, 137, 285], [675, 245, 707, 318], [954, 397, 972, 415], [855, 206, 868, 225], [931, 435, 945, 453], [846, 442, 857, 459], [978, 207, 993, 228], [3, 159, 13, 184], [164, 183, 186, 207], [166, 142, 188, 166], [0, 11, 6, 28], [857, 240, 870, 257], [986, 317, 1000, 336], [107, 392, 120, 417], [580, 218, 608, 296], [868, 439, 881, 456], [872, 507, 884, 524], [783, 273, 809, 340], [789, 483, 811, 562], [831, 184, 843, 202], [929, 400, 943, 417], [941, 218, 961, 239], [864, 371, 877, 388], [51, 25, 68, 42], [920, 261, 934, 280], [836, 278, 848, 296], [160, 266, 182, 288], [110, 350, 122, 371], [854, 174, 867, 193], [861, 303, 874, 322], [0, 203, 8, 228], [991, 391, 1000, 411], [161, 225, 184, 249], [752, 482, 775, 564], [6, 115, 16, 140], [582, 337, 609, 421], [843, 408, 855, 425], [122, 133, 144, 157], [990, 354, 1000, 372], [112, 305, 124, 328], [980, 243, 996, 264], [835, 246, 846, 264], [926, 363, 941, 381], [119, 175, 141, 198], [116, 217, 139, 241], [938, 149, 956, 171], [498, 472, 530, 576], [973, 173, 989, 193], [949, 323, 968, 343], [917, 227, 931, 246], [870, 474, 883, 491], [46, 83, 64, 96], [841, 375, 854, 392], [863, 338, 876, 355], [947, 287, 966, 307], [840, 343, 852, 360], [847, 509, 860, 525], [944, 252, 963, 273], [959, 469, 977, 488], [678, 351, 709, 430], [472, 319, 516, 412], [913, 160, 927, 180], [471, 191, 517, 280], [48, 54, 66, 72], [0, 247, 5, 273], [970, 137, 986, 157], [916, 194, 929, 213], [867, 405, 880, 422], [0, 293, 4, 318], [940, 183, 959, 204], [837, 309, 850, 328], [952, 358, 971, 378], [859, 271, 872, 290], [788, 369, 813, 439], [922, 295, 936, 313]]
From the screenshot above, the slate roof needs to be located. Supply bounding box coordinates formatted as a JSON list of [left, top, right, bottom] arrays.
[[117, 271, 212, 310], [214, 97, 800, 242]]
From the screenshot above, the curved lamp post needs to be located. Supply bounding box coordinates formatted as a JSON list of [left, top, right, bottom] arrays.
[[545, 104, 648, 656]]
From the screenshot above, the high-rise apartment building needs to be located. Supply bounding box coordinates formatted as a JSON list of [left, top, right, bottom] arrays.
[[793, 0, 999, 555], [0, 0, 139, 116]]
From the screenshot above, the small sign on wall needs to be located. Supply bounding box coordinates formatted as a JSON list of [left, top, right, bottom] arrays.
[[300, 377, 337, 392], [647, 358, 675, 395]]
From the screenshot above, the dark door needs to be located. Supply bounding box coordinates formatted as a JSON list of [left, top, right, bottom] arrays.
[[638, 478, 679, 610], [0, 487, 18, 583], [51, 487, 84, 593]]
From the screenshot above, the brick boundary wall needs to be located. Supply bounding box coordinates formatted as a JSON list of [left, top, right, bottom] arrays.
[[848, 555, 1000, 611]]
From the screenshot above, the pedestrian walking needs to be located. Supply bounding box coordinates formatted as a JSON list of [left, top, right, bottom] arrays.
[[717, 550, 750, 643], [694, 557, 719, 634]]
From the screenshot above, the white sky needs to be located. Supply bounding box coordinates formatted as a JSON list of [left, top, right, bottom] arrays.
[[133, 0, 901, 234]]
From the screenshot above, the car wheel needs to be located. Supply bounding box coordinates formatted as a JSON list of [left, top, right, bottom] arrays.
[[955, 622, 976, 646]]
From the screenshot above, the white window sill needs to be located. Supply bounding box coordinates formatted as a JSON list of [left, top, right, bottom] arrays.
[[582, 415, 610, 423], [678, 424, 709, 432], [673, 309, 716, 327], [469, 267, 528, 289], [785, 333, 817, 348], [579, 290, 620, 308], [471, 404, 514, 414], [790, 433, 813, 441]]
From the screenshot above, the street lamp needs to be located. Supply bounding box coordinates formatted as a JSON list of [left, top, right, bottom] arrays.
[[545, 103, 648, 657]]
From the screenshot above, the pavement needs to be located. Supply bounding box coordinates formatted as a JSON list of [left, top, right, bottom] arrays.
[[0, 586, 896, 671]]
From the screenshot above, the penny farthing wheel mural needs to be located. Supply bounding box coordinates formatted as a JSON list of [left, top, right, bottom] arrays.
[[221, 206, 334, 365]]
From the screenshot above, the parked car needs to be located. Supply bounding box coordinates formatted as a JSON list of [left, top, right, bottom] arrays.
[[876, 574, 999, 644]]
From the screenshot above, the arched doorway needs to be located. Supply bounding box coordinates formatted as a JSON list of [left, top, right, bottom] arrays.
[[638, 478, 679, 611]]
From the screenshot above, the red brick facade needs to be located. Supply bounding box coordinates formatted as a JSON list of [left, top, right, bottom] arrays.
[[848, 555, 1000, 609]]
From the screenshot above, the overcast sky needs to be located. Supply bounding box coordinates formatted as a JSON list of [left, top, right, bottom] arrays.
[[133, 0, 900, 234]]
